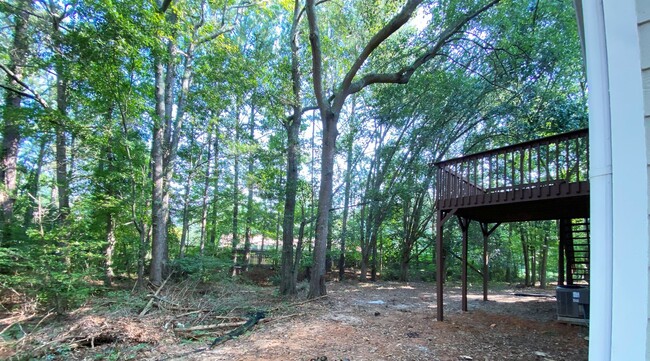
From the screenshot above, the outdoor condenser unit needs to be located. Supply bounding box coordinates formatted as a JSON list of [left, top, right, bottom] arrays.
[[556, 285, 589, 321]]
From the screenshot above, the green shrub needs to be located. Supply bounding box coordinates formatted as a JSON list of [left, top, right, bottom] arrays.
[[170, 254, 233, 282]]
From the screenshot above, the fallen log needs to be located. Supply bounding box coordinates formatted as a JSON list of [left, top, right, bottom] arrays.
[[209, 311, 266, 349], [175, 320, 247, 332]]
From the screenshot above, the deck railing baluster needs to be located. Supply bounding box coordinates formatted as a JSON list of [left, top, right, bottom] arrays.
[[434, 130, 588, 209]]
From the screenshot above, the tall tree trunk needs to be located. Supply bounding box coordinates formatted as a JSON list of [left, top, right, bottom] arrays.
[[308, 115, 316, 256], [244, 104, 255, 271], [199, 131, 213, 256], [53, 17, 69, 225], [308, 110, 338, 297], [275, 208, 280, 266], [103, 127, 117, 287], [338, 131, 354, 281], [279, 0, 303, 295], [150, 8, 195, 283], [210, 130, 220, 247], [0, 0, 30, 245], [150, 57, 168, 285], [520, 227, 530, 286], [231, 113, 241, 275], [279, 109, 300, 294], [179, 163, 194, 258]]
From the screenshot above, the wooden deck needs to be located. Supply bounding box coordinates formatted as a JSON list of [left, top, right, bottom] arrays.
[[435, 129, 589, 221], [434, 129, 590, 321]]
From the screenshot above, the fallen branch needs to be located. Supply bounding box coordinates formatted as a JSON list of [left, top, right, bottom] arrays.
[[174, 310, 210, 318], [175, 320, 247, 332], [139, 272, 173, 317], [513, 293, 555, 298], [0, 313, 36, 336]]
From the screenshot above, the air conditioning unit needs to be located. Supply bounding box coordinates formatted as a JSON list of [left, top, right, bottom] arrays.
[[557, 285, 589, 322]]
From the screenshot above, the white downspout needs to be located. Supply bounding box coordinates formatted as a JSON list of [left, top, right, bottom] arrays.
[[601, 0, 649, 358], [583, 0, 648, 359], [582, 1, 613, 359]]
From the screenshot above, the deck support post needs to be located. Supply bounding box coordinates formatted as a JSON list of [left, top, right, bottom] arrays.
[[436, 209, 456, 321], [558, 219, 565, 285], [458, 216, 472, 312], [559, 218, 575, 285], [479, 222, 500, 301]]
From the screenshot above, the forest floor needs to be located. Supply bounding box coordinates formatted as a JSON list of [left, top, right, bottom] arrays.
[[0, 271, 589, 361]]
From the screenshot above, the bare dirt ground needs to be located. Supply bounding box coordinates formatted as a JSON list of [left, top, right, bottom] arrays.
[[0, 278, 588, 361]]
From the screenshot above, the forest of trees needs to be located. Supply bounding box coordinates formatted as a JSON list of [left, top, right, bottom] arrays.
[[0, 0, 587, 310]]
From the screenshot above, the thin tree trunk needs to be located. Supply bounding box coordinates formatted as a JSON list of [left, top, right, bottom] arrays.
[[104, 212, 116, 286], [24, 138, 47, 228], [103, 122, 117, 286], [279, 0, 303, 295], [540, 235, 548, 288], [338, 132, 353, 281], [520, 227, 530, 286], [244, 104, 255, 271], [53, 16, 69, 225], [199, 131, 213, 256], [179, 127, 198, 258], [292, 215, 307, 287], [399, 238, 411, 282], [308, 114, 315, 256], [231, 112, 241, 275], [259, 235, 265, 264], [210, 130, 220, 247], [136, 222, 151, 289], [179, 163, 194, 258], [358, 203, 369, 281], [530, 245, 536, 287], [370, 229, 379, 281]]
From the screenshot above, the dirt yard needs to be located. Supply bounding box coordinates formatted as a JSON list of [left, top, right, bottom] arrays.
[[0, 279, 589, 361]]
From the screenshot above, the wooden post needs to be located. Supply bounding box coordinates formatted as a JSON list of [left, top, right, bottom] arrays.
[[436, 210, 445, 321], [436, 209, 457, 321], [482, 227, 488, 301], [458, 216, 471, 312], [558, 219, 566, 286]]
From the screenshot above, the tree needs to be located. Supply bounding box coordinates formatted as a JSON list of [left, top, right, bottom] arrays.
[[304, 0, 500, 296], [0, 0, 31, 244], [148, 0, 247, 284]]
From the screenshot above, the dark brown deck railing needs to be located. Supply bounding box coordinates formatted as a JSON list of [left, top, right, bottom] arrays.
[[435, 129, 589, 208]]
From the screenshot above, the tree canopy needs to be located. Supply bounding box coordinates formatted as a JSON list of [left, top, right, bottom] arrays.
[[0, 0, 586, 308]]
